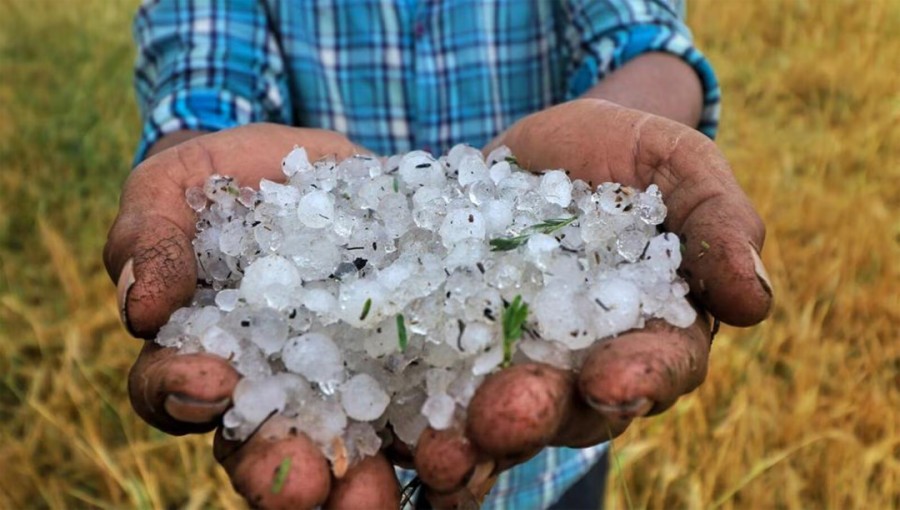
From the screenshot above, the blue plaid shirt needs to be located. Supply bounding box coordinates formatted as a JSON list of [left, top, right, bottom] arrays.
[[133, 1, 718, 508]]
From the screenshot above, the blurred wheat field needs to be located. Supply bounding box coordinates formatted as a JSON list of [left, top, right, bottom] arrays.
[[0, 0, 897, 508]]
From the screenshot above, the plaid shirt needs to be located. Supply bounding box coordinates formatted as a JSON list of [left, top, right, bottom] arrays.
[[133, 1, 717, 508], [134, 0, 718, 162]]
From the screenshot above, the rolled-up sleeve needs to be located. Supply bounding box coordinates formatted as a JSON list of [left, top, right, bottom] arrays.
[[564, 0, 720, 138], [133, 0, 292, 164]]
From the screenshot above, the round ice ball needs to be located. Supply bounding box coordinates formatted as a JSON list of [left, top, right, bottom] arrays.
[[282, 332, 344, 385], [340, 373, 390, 421]]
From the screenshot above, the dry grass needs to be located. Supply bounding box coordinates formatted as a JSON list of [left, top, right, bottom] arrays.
[[0, 0, 897, 508]]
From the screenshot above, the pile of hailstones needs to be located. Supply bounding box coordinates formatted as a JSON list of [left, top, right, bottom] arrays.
[[156, 144, 695, 469]]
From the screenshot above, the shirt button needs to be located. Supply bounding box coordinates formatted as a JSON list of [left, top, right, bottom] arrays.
[[414, 22, 425, 38]]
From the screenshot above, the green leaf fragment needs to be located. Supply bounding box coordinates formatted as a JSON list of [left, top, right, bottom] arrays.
[[397, 314, 408, 352], [501, 295, 529, 367], [530, 216, 577, 234], [271, 457, 292, 494], [360, 298, 372, 321], [489, 216, 577, 252], [701, 240, 711, 250], [504, 155, 519, 166], [392, 176, 399, 193], [489, 234, 530, 252]]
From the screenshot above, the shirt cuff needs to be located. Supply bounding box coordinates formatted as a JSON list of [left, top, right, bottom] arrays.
[[568, 23, 721, 140], [134, 88, 258, 166]]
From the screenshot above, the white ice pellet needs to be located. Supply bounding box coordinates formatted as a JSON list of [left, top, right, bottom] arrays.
[[240, 255, 301, 310], [298, 190, 335, 228], [525, 233, 559, 269], [388, 390, 428, 446], [458, 155, 490, 187], [459, 322, 493, 353], [519, 339, 572, 370], [340, 373, 390, 421], [246, 308, 289, 355], [539, 170, 573, 206], [425, 368, 456, 395], [616, 228, 649, 263], [481, 199, 514, 235], [439, 208, 486, 247], [635, 184, 667, 225], [232, 342, 272, 379], [184, 306, 222, 337], [185, 187, 208, 212], [296, 399, 348, 447], [422, 392, 456, 430], [344, 421, 383, 463], [472, 347, 504, 375], [485, 145, 512, 166], [660, 298, 697, 328], [533, 283, 595, 349], [588, 277, 642, 338], [282, 146, 311, 176], [216, 289, 241, 312], [447, 143, 483, 169], [488, 160, 512, 185], [282, 333, 344, 385], [597, 182, 632, 214], [219, 220, 245, 257], [302, 288, 337, 316], [399, 151, 445, 188], [233, 376, 288, 425], [200, 325, 241, 360]]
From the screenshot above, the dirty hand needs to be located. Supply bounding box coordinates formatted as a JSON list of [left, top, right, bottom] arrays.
[[409, 99, 773, 507], [104, 124, 401, 508]]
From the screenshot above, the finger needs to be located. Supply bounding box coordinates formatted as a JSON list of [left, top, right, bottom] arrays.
[[465, 364, 571, 462], [104, 126, 371, 337], [488, 99, 773, 327], [214, 418, 332, 510], [324, 453, 400, 509], [129, 342, 239, 435], [579, 317, 711, 420], [414, 427, 480, 493], [645, 124, 773, 326]]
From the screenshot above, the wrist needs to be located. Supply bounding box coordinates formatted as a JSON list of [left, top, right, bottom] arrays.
[[582, 52, 703, 129], [145, 130, 210, 159]]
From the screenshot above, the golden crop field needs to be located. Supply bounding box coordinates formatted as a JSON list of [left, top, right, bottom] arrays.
[[0, 0, 897, 508]]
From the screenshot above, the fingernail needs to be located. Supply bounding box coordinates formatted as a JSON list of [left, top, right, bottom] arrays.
[[749, 244, 773, 297], [465, 460, 497, 501], [587, 397, 654, 419], [116, 258, 136, 335], [164, 394, 230, 424], [331, 436, 349, 479]]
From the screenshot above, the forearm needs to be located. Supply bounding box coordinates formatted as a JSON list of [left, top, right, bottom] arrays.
[[581, 52, 703, 129]]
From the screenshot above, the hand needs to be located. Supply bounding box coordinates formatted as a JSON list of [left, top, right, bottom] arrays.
[[105, 124, 401, 508], [408, 99, 773, 507]]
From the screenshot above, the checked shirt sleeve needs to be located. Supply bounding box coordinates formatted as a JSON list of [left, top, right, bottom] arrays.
[[564, 0, 721, 138], [133, 0, 292, 164]]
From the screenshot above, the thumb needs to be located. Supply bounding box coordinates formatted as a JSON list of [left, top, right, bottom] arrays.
[[104, 143, 209, 337], [105, 124, 374, 337]]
